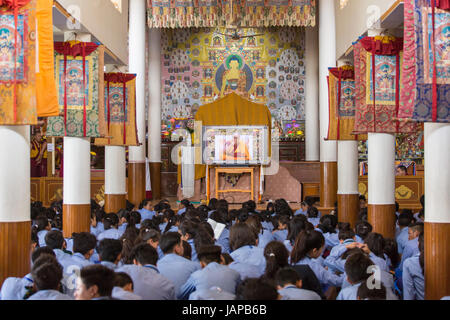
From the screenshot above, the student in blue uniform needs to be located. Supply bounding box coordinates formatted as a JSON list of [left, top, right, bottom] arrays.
[[354, 221, 372, 243], [399, 222, 423, 270], [261, 241, 290, 282], [177, 199, 191, 215], [33, 215, 51, 247], [0, 247, 56, 300], [74, 265, 116, 300], [363, 233, 390, 272], [136, 228, 164, 259], [260, 211, 274, 232], [229, 223, 266, 279], [284, 216, 311, 253], [97, 213, 122, 241], [357, 281, 387, 300], [272, 215, 290, 242], [245, 215, 273, 251], [179, 220, 200, 262], [97, 239, 123, 270], [276, 267, 321, 300], [27, 260, 72, 300], [162, 211, 181, 234], [324, 229, 357, 273], [138, 199, 156, 221], [402, 233, 424, 300], [235, 278, 279, 300], [179, 245, 241, 300], [383, 238, 400, 271], [116, 243, 175, 300], [316, 215, 339, 251], [44, 230, 72, 267], [306, 206, 321, 228], [396, 213, 414, 254], [66, 232, 96, 269], [157, 232, 201, 299], [290, 230, 345, 289], [111, 272, 142, 300], [117, 209, 130, 236], [210, 210, 231, 253], [266, 202, 275, 216], [294, 202, 309, 216]]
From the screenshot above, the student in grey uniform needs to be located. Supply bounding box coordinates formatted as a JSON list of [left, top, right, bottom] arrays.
[[1, 248, 56, 300], [157, 232, 201, 299], [97, 239, 123, 270], [27, 261, 72, 300], [402, 234, 424, 300], [276, 267, 321, 300], [179, 245, 241, 300], [97, 213, 122, 241], [74, 265, 116, 300], [111, 272, 142, 300], [116, 243, 175, 300]]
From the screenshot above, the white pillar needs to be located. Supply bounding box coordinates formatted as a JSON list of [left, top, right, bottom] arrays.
[[128, 0, 147, 164], [105, 146, 126, 195], [148, 28, 161, 163], [63, 32, 91, 206], [318, 0, 337, 163], [0, 126, 30, 222], [424, 123, 450, 223], [337, 141, 359, 195], [305, 26, 320, 161]]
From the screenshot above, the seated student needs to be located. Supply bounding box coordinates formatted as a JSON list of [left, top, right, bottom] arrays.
[[261, 241, 290, 283], [396, 212, 414, 254], [178, 199, 191, 215], [354, 221, 373, 243], [276, 267, 321, 300], [294, 202, 309, 216], [209, 210, 231, 254], [136, 228, 164, 260], [74, 265, 116, 300], [129, 210, 142, 230], [97, 239, 123, 270], [90, 209, 105, 237], [383, 238, 400, 271], [399, 222, 423, 270], [119, 227, 140, 265], [324, 229, 357, 273], [34, 216, 52, 247], [235, 278, 280, 300], [207, 198, 219, 217], [111, 272, 142, 300], [157, 232, 201, 299], [272, 215, 290, 242], [179, 220, 200, 262], [116, 243, 175, 300], [229, 223, 266, 279], [44, 230, 72, 267], [283, 216, 311, 253], [290, 230, 345, 289], [68, 232, 97, 269], [117, 209, 130, 236], [402, 233, 424, 300], [138, 199, 156, 221], [363, 233, 390, 272], [357, 281, 387, 300], [0, 247, 56, 300], [259, 210, 274, 232], [316, 215, 339, 251], [359, 195, 367, 210], [27, 260, 72, 300], [306, 206, 321, 228], [182, 240, 192, 260], [97, 213, 122, 241], [221, 253, 234, 265], [180, 245, 241, 300], [266, 202, 275, 216], [162, 213, 181, 234], [245, 215, 273, 251]]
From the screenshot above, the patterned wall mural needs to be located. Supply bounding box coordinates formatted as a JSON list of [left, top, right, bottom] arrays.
[[160, 27, 306, 139]]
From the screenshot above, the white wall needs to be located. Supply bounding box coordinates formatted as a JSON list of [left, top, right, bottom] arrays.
[[334, 0, 398, 59], [56, 0, 129, 64]]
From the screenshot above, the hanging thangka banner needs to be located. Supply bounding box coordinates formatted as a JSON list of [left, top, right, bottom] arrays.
[[46, 41, 106, 138], [0, 0, 37, 125], [94, 73, 139, 146], [398, 0, 449, 123], [352, 36, 416, 134], [147, 0, 316, 29], [326, 66, 366, 141]]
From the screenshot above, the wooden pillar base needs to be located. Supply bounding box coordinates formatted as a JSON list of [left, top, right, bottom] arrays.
[[149, 162, 161, 200], [320, 162, 337, 208], [337, 194, 360, 229], [104, 194, 126, 214], [128, 162, 146, 207], [425, 222, 450, 300], [0, 221, 31, 286], [367, 204, 396, 239], [62, 204, 90, 238]]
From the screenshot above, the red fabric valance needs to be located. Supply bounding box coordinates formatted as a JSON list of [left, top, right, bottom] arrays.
[[0, 0, 32, 9], [436, 0, 450, 10], [360, 37, 403, 56], [105, 73, 136, 83], [328, 67, 354, 80], [54, 42, 98, 57]]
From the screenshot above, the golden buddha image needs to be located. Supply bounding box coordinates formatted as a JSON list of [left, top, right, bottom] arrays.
[[219, 55, 249, 98]]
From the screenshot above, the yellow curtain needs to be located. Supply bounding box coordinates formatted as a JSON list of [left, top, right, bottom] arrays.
[[177, 93, 272, 184]]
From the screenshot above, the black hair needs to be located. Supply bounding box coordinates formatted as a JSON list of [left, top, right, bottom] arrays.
[[242, 200, 257, 214], [357, 281, 387, 300], [275, 267, 301, 288], [139, 199, 152, 210], [317, 215, 338, 234], [32, 261, 63, 291], [103, 213, 119, 230], [126, 200, 135, 212], [194, 225, 215, 254], [236, 278, 278, 300], [263, 241, 289, 281], [274, 199, 293, 217], [266, 202, 275, 214], [31, 246, 56, 264], [179, 220, 199, 240], [397, 165, 407, 174], [182, 240, 192, 260], [79, 265, 115, 297], [210, 210, 228, 225], [34, 216, 50, 232], [395, 202, 400, 212], [355, 221, 373, 241], [137, 228, 161, 244], [131, 243, 158, 266], [408, 222, 424, 235], [229, 223, 257, 251], [97, 239, 123, 263], [217, 199, 229, 212], [419, 195, 425, 208], [44, 230, 65, 250], [72, 232, 97, 255], [286, 216, 310, 245], [163, 210, 180, 234], [180, 199, 191, 208], [398, 212, 413, 227], [290, 230, 325, 264], [418, 233, 424, 275], [208, 198, 219, 211], [159, 232, 182, 254], [197, 245, 222, 264], [119, 227, 140, 265], [221, 253, 234, 265], [338, 228, 355, 241], [305, 196, 316, 207], [307, 206, 319, 218], [32, 254, 59, 271], [237, 208, 249, 223], [114, 272, 134, 290], [245, 215, 263, 236], [128, 211, 142, 229], [383, 238, 400, 269], [344, 252, 374, 284], [358, 207, 368, 222], [364, 233, 385, 258]]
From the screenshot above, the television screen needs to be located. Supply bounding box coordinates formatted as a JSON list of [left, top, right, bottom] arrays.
[[202, 126, 269, 165]]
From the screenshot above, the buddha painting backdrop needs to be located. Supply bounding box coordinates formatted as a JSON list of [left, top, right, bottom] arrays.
[[160, 27, 306, 139]]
